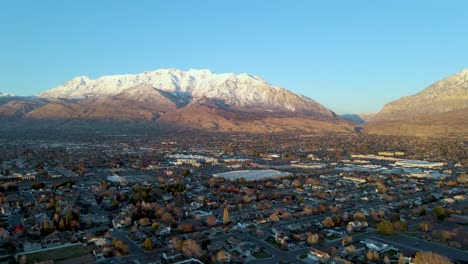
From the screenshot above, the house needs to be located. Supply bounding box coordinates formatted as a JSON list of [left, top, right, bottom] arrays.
[[80, 213, 109, 226], [173, 259, 204, 264], [22, 241, 42, 252], [129, 230, 147, 242], [326, 227, 347, 238], [361, 239, 392, 253], [274, 233, 293, 249], [232, 242, 259, 258], [207, 241, 229, 253], [307, 248, 330, 263], [162, 193, 174, 201], [190, 202, 203, 210], [89, 237, 111, 248], [333, 256, 353, 264], [342, 241, 366, 256], [159, 226, 172, 236], [42, 231, 62, 248], [226, 237, 241, 245], [287, 222, 303, 232], [112, 214, 131, 229], [346, 221, 368, 233], [271, 226, 287, 235], [162, 249, 183, 262], [0, 228, 10, 242], [0, 206, 11, 216], [93, 248, 105, 261]]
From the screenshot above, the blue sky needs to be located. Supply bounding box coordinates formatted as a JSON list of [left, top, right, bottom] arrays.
[[1, 1, 467, 114]]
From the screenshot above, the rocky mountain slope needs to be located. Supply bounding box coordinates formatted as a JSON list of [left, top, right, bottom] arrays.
[[365, 69, 468, 136], [0, 69, 354, 133]]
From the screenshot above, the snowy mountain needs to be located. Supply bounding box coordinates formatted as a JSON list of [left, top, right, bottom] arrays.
[[0, 92, 15, 97], [39, 69, 334, 116], [0, 69, 355, 133]]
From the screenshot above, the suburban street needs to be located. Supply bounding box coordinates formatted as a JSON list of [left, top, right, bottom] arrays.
[[372, 233, 468, 263]]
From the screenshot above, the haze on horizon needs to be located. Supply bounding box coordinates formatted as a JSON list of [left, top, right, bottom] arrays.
[[1, 1, 467, 114]]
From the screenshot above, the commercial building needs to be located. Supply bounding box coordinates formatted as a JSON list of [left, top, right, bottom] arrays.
[[213, 169, 290, 181]]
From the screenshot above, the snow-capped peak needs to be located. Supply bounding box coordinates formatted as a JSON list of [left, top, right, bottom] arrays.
[[38, 68, 334, 115], [0, 92, 15, 97]]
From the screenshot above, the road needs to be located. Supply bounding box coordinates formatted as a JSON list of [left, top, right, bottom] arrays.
[[111, 231, 145, 255], [372, 233, 468, 263], [209, 231, 309, 264]]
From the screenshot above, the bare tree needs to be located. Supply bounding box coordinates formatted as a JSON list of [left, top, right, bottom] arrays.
[[181, 239, 202, 258]]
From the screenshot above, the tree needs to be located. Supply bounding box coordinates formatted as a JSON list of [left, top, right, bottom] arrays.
[[142, 238, 153, 250], [332, 215, 342, 226], [319, 204, 327, 214], [269, 212, 279, 222], [111, 200, 119, 209], [172, 237, 183, 250], [432, 205, 447, 220], [113, 240, 129, 255], [376, 220, 394, 235], [65, 212, 78, 224], [341, 236, 352, 246], [181, 169, 190, 177], [181, 239, 202, 258], [292, 179, 301, 188], [420, 222, 430, 232], [19, 255, 27, 264], [366, 250, 379, 261], [161, 212, 173, 222], [398, 253, 405, 264], [307, 233, 320, 245], [208, 177, 217, 187], [30, 182, 45, 190], [59, 218, 65, 230], [414, 251, 451, 264], [345, 245, 356, 254], [353, 211, 366, 221], [392, 220, 407, 232], [139, 218, 150, 227], [322, 216, 335, 228], [205, 215, 217, 226], [376, 181, 387, 194], [419, 206, 427, 216], [201, 239, 211, 249], [152, 222, 159, 230], [179, 224, 193, 233], [223, 207, 230, 224], [41, 218, 51, 235]]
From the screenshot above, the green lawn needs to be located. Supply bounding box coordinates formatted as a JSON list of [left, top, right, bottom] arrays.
[[385, 249, 399, 259], [253, 249, 272, 259], [23, 245, 90, 264], [268, 240, 288, 251], [404, 232, 421, 238]]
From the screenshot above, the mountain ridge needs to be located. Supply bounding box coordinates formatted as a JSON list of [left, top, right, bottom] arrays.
[[39, 68, 334, 117], [0, 69, 354, 134], [366, 69, 468, 136]]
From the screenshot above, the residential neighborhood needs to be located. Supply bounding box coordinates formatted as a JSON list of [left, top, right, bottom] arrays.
[[0, 133, 466, 264]]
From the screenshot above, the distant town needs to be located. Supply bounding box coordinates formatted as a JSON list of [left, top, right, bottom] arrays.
[[0, 132, 466, 264]]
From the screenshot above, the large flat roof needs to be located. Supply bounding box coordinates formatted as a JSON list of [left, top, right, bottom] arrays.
[[213, 169, 291, 181]]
